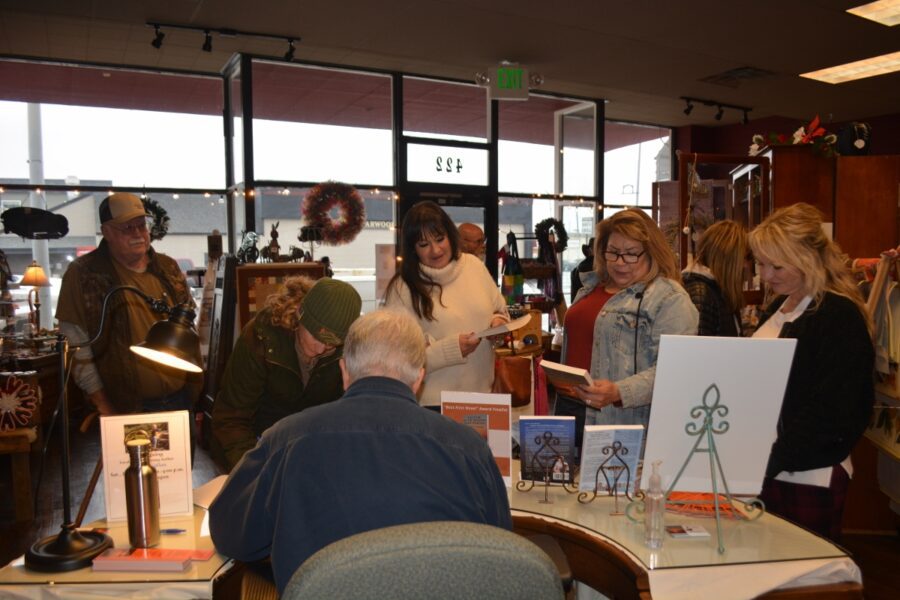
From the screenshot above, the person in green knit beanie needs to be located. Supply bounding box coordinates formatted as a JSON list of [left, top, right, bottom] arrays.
[[212, 276, 362, 470]]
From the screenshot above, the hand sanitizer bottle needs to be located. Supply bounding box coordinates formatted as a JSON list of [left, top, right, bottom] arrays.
[[644, 460, 665, 549]]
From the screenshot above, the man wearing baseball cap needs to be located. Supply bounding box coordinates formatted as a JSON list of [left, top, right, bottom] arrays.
[[212, 276, 362, 471], [56, 192, 201, 419]]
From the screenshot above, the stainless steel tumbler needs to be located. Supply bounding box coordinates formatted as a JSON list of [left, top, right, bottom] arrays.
[[124, 438, 160, 548]]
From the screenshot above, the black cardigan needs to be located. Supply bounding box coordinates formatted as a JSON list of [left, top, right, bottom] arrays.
[[762, 292, 874, 477]]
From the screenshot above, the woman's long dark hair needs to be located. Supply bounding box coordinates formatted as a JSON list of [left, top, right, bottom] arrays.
[[386, 201, 461, 320]]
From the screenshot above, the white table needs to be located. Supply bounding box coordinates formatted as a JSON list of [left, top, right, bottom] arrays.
[[0, 506, 237, 599], [510, 477, 862, 599]]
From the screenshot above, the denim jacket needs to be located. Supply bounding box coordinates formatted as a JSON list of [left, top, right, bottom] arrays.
[[563, 272, 698, 427]]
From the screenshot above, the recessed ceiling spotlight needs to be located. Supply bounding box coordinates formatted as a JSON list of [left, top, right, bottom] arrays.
[[284, 38, 296, 62], [151, 25, 165, 49]]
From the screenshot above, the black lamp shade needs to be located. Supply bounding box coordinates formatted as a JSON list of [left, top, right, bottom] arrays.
[[130, 305, 202, 373]]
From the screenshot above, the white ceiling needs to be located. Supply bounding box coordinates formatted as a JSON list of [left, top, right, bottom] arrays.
[[1, 0, 898, 127]]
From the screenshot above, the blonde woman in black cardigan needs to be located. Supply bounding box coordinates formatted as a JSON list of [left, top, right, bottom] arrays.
[[749, 203, 874, 541]]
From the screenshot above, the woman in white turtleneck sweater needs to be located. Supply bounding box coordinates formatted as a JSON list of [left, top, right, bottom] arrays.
[[384, 201, 508, 408]]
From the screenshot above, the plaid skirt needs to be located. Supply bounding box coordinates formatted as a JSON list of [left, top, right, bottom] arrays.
[[760, 465, 850, 542]]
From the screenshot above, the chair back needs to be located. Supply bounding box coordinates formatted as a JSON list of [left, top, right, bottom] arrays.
[[282, 521, 564, 600]]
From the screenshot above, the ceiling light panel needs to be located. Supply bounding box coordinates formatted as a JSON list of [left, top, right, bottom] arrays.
[[800, 50, 900, 83], [847, 0, 900, 26]]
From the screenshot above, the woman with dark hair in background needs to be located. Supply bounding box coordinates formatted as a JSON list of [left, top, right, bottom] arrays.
[[682, 220, 748, 336], [384, 201, 508, 409]]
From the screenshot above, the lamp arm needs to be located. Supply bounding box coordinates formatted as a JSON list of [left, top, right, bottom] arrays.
[[76, 285, 172, 350]]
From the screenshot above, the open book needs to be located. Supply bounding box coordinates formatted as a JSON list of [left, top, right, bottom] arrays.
[[540, 359, 593, 388]]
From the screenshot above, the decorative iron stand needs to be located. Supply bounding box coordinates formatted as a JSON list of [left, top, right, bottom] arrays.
[[626, 383, 765, 553], [578, 440, 634, 515], [516, 431, 578, 503]]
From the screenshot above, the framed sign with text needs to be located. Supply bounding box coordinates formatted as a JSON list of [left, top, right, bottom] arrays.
[[406, 143, 489, 186], [100, 410, 193, 522]]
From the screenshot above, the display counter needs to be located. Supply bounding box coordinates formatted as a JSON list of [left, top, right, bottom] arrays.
[[510, 476, 862, 600], [0, 506, 239, 599]]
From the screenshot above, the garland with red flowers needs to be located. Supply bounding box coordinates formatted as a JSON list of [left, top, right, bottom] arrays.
[[301, 182, 366, 245]]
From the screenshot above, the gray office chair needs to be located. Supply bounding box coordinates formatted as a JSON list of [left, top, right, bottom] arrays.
[[282, 521, 565, 600]]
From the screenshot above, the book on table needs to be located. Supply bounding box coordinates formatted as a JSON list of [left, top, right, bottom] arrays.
[[539, 360, 593, 388], [441, 391, 512, 487], [518, 416, 576, 484], [91, 548, 214, 572], [578, 425, 644, 495]]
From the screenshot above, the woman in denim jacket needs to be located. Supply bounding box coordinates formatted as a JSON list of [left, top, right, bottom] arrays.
[[558, 209, 698, 432]]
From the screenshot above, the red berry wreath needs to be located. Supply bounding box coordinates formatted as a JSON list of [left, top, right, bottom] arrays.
[[301, 182, 367, 245]]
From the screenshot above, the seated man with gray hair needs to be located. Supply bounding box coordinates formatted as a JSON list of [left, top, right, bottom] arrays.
[[209, 309, 512, 596]]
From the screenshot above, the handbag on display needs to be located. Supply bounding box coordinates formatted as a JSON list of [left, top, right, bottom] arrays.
[[501, 232, 524, 305], [491, 355, 532, 408]]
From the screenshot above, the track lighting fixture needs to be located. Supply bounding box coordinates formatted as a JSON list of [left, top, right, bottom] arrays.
[[150, 25, 165, 49], [145, 22, 300, 60], [284, 38, 295, 62], [680, 96, 751, 124]]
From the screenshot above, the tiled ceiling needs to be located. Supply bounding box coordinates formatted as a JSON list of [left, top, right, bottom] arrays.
[[0, 0, 898, 130]]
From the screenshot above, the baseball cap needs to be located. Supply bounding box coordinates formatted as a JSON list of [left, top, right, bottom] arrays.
[[99, 193, 149, 225], [298, 278, 362, 346]]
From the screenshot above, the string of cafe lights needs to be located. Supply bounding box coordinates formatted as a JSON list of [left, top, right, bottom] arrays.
[[0, 185, 600, 222]]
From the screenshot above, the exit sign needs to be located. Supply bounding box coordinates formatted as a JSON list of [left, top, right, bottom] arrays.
[[490, 66, 529, 100]]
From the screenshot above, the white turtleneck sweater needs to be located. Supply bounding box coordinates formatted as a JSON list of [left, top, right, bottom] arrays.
[[384, 252, 509, 406]]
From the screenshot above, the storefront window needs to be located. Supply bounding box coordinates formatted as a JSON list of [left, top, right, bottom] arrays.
[[254, 186, 395, 312], [603, 121, 671, 208], [250, 61, 393, 185], [0, 61, 224, 189], [403, 77, 487, 142], [498, 95, 596, 196]]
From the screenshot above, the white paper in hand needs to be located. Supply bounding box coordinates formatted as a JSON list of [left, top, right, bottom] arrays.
[[475, 315, 532, 338]]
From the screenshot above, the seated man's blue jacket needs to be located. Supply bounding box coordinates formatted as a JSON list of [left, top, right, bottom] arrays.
[[209, 375, 512, 595]]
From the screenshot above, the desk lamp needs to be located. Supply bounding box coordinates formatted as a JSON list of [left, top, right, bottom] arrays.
[[21, 260, 50, 333], [25, 286, 202, 572]]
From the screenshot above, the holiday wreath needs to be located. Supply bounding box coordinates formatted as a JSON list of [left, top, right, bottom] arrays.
[[534, 217, 569, 253], [301, 182, 366, 245], [142, 196, 170, 241]]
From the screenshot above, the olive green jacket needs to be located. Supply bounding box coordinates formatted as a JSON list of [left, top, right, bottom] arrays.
[[211, 307, 344, 470]]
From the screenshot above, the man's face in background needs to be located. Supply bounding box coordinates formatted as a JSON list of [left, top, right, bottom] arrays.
[[458, 223, 486, 260]]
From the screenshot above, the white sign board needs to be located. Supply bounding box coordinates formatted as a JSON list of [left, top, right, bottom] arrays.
[[100, 410, 194, 521], [406, 143, 488, 186], [640, 335, 796, 495]]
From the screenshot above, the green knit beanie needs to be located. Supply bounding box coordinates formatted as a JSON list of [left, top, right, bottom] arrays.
[[298, 278, 362, 346]]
